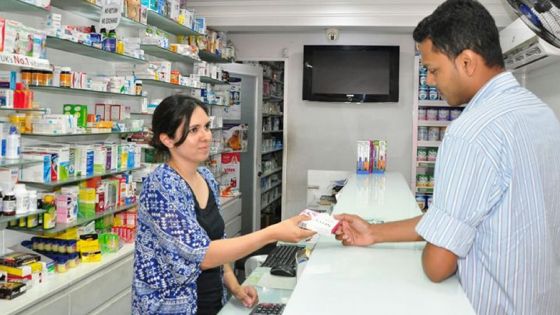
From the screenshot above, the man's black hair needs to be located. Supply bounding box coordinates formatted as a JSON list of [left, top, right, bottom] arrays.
[[413, 0, 505, 68]]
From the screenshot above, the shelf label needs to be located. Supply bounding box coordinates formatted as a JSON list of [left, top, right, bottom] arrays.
[[0, 53, 50, 70], [100, 1, 122, 30]]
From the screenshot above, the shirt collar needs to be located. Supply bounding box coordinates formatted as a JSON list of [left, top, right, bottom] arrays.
[[462, 71, 519, 113]]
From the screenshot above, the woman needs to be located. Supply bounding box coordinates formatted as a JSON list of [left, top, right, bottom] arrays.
[[132, 95, 314, 315]]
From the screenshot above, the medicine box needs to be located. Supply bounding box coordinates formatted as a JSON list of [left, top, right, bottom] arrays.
[[27, 144, 70, 181], [63, 104, 88, 128], [93, 144, 107, 174], [20, 152, 51, 183], [356, 140, 371, 174], [70, 144, 94, 177]]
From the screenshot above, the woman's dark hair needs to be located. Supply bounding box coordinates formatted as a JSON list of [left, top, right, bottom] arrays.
[[150, 95, 208, 154], [413, 0, 505, 68]]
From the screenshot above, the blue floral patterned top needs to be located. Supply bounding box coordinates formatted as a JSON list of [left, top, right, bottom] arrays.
[[132, 164, 226, 315]]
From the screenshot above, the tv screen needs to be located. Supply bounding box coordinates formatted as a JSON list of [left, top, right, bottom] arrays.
[[303, 45, 400, 103]]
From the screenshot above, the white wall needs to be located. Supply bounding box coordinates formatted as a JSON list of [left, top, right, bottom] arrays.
[[523, 64, 560, 119], [230, 31, 415, 217]]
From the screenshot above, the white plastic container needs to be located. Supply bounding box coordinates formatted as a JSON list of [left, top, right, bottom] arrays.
[[28, 190, 38, 212], [14, 183, 29, 214], [6, 125, 20, 160]]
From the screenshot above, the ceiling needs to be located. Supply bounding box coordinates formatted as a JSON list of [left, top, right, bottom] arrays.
[[188, 0, 517, 33]]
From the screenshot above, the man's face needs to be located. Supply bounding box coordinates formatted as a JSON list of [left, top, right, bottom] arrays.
[[418, 39, 468, 106]]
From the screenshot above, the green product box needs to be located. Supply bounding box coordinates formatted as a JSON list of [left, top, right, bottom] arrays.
[[78, 202, 96, 219], [63, 104, 88, 128]]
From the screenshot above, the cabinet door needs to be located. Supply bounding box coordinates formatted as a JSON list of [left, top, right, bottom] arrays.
[[69, 255, 133, 315], [20, 291, 70, 315], [225, 216, 242, 237], [220, 197, 242, 224], [89, 288, 131, 315]]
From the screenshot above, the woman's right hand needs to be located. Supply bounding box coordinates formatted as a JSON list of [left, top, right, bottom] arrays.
[[267, 215, 316, 243]]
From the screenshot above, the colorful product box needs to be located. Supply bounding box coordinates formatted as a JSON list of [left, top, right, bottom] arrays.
[[70, 144, 94, 177], [20, 152, 51, 183], [78, 187, 96, 219], [93, 144, 107, 174], [356, 140, 387, 174], [220, 152, 240, 197], [56, 187, 78, 224], [356, 140, 371, 174], [104, 142, 118, 170], [63, 104, 88, 128], [29, 145, 70, 181]]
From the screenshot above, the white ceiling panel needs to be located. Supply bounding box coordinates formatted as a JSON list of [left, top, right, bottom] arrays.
[[188, 0, 516, 32]]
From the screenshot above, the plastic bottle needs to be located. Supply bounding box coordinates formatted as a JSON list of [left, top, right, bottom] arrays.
[[6, 125, 20, 160], [43, 194, 56, 229], [14, 184, 28, 214], [28, 190, 37, 212], [0, 125, 6, 159], [3, 191, 16, 216]]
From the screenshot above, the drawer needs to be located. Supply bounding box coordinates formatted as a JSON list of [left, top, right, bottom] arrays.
[[220, 197, 242, 224], [225, 215, 242, 237], [69, 255, 133, 315], [20, 291, 70, 315]]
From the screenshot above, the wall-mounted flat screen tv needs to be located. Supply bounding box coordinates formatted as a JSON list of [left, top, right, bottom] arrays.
[[303, 45, 400, 103]]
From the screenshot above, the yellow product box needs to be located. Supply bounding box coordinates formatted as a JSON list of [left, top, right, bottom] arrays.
[[0, 262, 42, 277], [77, 234, 102, 263]]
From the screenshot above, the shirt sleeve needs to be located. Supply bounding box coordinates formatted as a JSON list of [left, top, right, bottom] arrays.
[[140, 174, 210, 284], [416, 135, 507, 257]]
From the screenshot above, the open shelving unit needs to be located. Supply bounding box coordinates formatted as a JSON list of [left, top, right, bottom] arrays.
[[8, 203, 138, 236], [49, 0, 147, 29], [46, 36, 147, 64], [19, 166, 144, 189], [29, 85, 145, 99], [141, 45, 201, 63], [412, 54, 465, 212], [147, 10, 203, 36]]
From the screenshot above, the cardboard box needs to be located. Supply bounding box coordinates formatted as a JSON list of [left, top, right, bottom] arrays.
[[63, 104, 88, 128], [220, 152, 240, 197], [20, 152, 51, 183]]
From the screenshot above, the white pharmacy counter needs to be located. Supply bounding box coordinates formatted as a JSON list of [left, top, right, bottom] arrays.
[[283, 172, 475, 314]]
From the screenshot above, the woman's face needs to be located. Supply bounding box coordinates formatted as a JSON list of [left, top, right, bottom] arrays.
[[168, 106, 212, 164]]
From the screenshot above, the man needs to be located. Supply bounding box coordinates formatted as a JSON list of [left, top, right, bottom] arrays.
[[335, 1, 560, 314]]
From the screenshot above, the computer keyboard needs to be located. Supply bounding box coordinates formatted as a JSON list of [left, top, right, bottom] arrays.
[[249, 303, 285, 315], [261, 245, 301, 269]]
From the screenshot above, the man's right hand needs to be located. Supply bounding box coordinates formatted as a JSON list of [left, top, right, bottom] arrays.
[[334, 214, 377, 246]]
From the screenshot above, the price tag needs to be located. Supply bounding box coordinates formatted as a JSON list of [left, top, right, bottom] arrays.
[[100, 1, 122, 30]]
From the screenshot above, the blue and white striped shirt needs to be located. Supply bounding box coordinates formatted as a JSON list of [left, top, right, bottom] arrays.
[[416, 72, 560, 315]]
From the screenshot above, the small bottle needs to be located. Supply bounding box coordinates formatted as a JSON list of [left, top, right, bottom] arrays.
[[3, 191, 16, 216], [21, 69, 33, 86], [26, 214, 38, 228], [116, 37, 124, 55], [100, 28, 107, 40], [135, 80, 143, 96], [59, 67, 72, 88], [6, 125, 20, 160], [28, 190, 37, 212], [14, 183, 28, 215]]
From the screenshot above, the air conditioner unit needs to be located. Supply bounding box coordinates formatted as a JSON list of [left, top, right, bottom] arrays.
[[500, 18, 560, 72]]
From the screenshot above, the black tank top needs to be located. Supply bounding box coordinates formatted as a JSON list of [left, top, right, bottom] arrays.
[[194, 183, 225, 315]]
